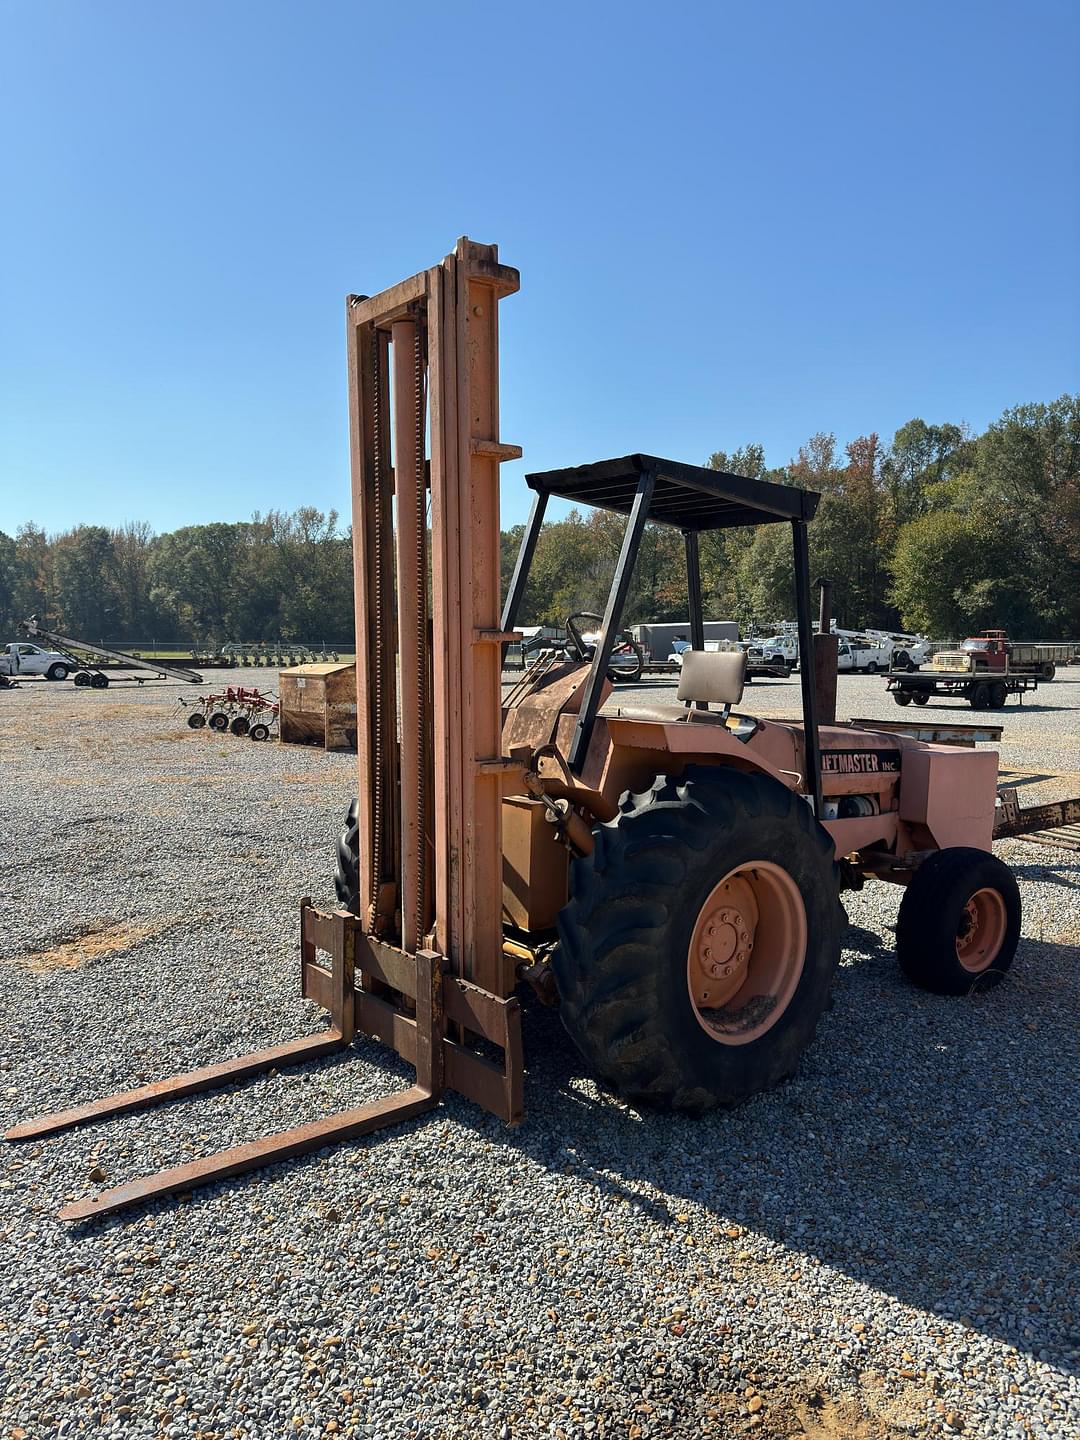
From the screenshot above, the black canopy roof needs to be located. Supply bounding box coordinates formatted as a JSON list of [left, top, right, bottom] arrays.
[[524, 453, 819, 531]]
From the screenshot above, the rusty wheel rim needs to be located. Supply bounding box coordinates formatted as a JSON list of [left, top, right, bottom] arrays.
[[687, 862, 807, 1046], [955, 887, 1008, 973]]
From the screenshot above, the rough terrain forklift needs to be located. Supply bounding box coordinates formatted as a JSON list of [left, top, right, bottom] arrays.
[[11, 238, 1067, 1222]]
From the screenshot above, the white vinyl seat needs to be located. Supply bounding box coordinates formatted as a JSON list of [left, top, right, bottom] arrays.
[[676, 649, 747, 716], [599, 648, 755, 735]]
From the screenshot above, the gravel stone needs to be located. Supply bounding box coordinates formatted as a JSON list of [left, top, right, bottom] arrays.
[[0, 668, 1077, 1438]]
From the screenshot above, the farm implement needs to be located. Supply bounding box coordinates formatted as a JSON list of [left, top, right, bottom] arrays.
[[180, 686, 279, 740]]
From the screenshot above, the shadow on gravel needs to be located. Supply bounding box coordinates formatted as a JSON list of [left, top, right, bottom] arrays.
[[461, 942, 1080, 1377], [1005, 859, 1080, 891], [51, 927, 1078, 1378]]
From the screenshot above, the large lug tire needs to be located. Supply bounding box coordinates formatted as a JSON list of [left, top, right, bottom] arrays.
[[334, 799, 361, 913], [893, 691, 912, 706], [46, 663, 69, 681], [553, 767, 844, 1110], [896, 848, 1020, 995]]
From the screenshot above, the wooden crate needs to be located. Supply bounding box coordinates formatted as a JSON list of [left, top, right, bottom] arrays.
[[278, 663, 358, 751]]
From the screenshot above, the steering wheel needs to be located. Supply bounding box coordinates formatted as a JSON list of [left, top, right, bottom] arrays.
[[565, 612, 605, 661]]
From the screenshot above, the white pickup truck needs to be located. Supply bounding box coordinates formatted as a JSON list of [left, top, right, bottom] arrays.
[[0, 641, 76, 680]]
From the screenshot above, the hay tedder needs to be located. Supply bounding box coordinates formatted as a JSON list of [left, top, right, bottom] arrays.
[[181, 685, 279, 740], [10, 238, 1078, 1221]]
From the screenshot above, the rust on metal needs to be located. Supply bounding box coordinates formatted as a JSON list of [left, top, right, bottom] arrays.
[[994, 787, 1080, 838], [56, 1086, 438, 1223], [2, 1031, 345, 1143]]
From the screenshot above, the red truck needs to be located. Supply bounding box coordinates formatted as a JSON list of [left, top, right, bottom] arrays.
[[955, 630, 1071, 681]]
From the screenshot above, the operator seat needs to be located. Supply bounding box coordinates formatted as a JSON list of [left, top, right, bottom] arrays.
[[599, 648, 754, 732]]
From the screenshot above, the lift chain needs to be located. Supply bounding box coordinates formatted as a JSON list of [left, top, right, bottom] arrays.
[[368, 327, 386, 931], [412, 314, 428, 947]]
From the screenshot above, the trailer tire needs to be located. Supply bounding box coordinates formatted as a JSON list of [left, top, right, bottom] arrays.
[[969, 682, 990, 710], [334, 799, 361, 913], [73, 670, 91, 686], [187, 712, 207, 729], [46, 663, 70, 681], [893, 691, 911, 706], [90, 672, 109, 689], [249, 722, 271, 742], [897, 848, 1020, 995], [988, 681, 1008, 710], [912, 691, 929, 706], [1041, 662, 1056, 681], [554, 767, 843, 1110]]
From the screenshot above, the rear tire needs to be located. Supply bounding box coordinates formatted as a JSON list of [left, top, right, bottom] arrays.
[[554, 767, 843, 1110], [1041, 662, 1056, 681], [893, 691, 912, 706], [249, 722, 270, 742], [897, 848, 1020, 994], [46, 663, 69, 681], [912, 690, 929, 706], [335, 799, 361, 913], [73, 671, 91, 687], [90, 672, 109, 689], [865, 660, 878, 674], [988, 681, 1007, 709], [969, 682, 990, 710]]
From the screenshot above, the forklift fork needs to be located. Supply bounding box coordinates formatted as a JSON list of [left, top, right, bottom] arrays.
[[5, 902, 522, 1221]]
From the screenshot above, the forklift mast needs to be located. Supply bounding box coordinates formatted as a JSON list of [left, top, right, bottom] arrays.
[[346, 238, 521, 997]]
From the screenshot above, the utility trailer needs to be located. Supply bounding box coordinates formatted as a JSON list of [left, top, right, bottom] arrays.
[[10, 237, 1080, 1224], [19, 617, 203, 687], [887, 661, 1038, 710]]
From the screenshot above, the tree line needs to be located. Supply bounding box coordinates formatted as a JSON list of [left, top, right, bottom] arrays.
[[0, 509, 355, 648], [2, 394, 1076, 648], [503, 394, 1080, 639]]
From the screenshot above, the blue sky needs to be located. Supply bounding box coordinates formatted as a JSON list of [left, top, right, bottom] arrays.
[[1, 0, 1077, 535]]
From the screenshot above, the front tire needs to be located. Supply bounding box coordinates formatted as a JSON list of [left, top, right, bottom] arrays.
[[334, 799, 361, 913], [554, 767, 843, 1110], [896, 848, 1020, 994], [893, 691, 912, 706]]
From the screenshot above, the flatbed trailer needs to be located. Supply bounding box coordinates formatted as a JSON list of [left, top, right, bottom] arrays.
[[887, 667, 1037, 710]]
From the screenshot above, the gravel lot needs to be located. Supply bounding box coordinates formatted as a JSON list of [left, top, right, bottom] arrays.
[[1, 669, 1077, 1440]]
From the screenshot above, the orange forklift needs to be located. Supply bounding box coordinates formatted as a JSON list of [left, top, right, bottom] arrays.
[[9, 239, 1069, 1221]]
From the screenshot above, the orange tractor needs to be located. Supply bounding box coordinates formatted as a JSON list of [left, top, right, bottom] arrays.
[[10, 239, 1073, 1220]]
